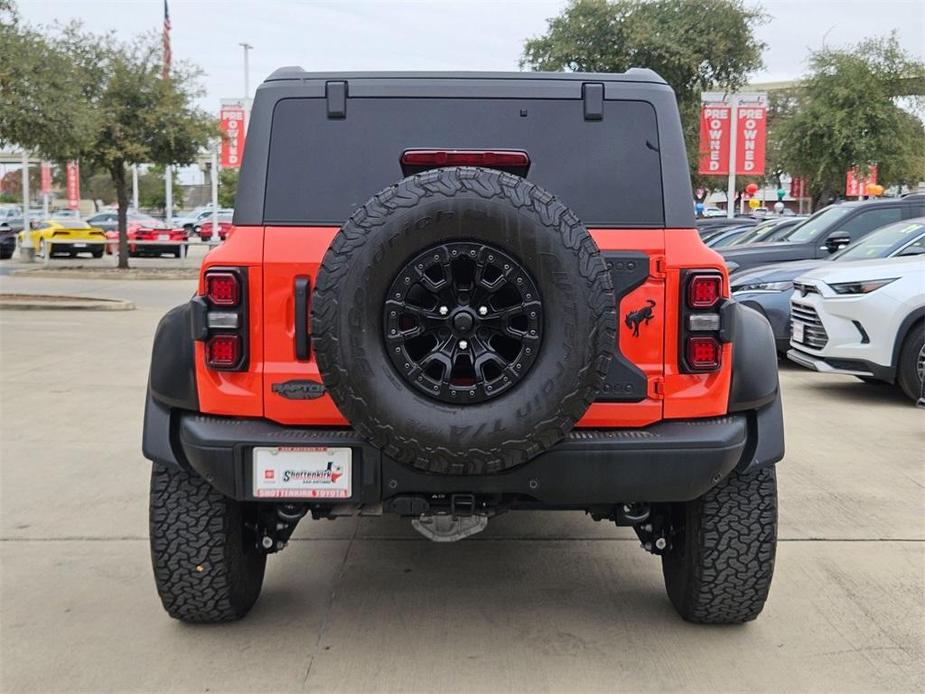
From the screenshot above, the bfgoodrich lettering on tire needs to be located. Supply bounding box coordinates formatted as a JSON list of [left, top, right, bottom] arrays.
[[312, 167, 617, 474], [661, 467, 778, 624]]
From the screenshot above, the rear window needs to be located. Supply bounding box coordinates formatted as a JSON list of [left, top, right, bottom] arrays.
[[53, 220, 90, 229], [264, 97, 664, 227]]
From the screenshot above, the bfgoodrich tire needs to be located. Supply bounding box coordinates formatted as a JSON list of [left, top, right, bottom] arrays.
[[661, 467, 778, 624], [149, 462, 266, 623], [312, 167, 617, 475]]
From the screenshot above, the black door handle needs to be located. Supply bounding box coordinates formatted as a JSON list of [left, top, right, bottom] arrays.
[[294, 276, 311, 360]]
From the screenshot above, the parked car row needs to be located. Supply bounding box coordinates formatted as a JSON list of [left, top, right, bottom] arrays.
[[721, 194, 925, 403]]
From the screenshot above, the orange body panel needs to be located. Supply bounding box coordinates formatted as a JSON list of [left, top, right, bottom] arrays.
[[195, 225, 733, 428], [262, 227, 348, 425], [195, 228, 265, 417], [661, 229, 732, 420]]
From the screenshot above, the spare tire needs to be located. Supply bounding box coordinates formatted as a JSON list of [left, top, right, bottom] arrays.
[[312, 167, 616, 474]]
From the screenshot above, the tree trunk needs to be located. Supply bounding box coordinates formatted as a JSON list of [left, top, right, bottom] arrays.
[[111, 162, 130, 270]]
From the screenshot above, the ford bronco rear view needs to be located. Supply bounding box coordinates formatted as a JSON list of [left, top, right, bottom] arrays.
[[143, 69, 784, 625]]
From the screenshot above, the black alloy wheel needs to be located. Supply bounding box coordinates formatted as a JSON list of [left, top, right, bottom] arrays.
[[384, 241, 542, 404]]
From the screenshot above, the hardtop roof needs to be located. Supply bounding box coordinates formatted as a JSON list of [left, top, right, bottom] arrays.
[[264, 67, 667, 85]]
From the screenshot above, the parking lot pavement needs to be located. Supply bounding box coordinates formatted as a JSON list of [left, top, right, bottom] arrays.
[[1, 275, 923, 693]]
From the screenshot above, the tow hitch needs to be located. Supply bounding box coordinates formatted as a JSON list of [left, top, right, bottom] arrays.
[[411, 493, 489, 542]]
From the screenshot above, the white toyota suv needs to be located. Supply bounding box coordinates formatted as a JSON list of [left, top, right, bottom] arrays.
[[787, 255, 925, 403]]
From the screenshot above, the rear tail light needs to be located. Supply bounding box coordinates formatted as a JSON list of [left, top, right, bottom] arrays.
[[681, 272, 726, 373], [205, 271, 240, 306], [686, 336, 721, 370], [687, 275, 722, 308], [400, 149, 530, 170], [198, 268, 248, 371], [206, 334, 242, 369]]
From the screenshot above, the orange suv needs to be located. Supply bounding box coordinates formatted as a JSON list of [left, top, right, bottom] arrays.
[[143, 69, 783, 624]]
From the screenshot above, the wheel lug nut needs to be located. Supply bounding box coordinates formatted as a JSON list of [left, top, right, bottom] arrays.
[[438, 306, 449, 316], [478, 306, 488, 316], [458, 340, 468, 350]]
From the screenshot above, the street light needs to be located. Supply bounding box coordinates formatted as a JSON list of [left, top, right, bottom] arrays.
[[239, 42, 253, 99]]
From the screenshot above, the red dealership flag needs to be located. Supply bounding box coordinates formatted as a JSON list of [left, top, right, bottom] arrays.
[[698, 104, 731, 175], [66, 161, 80, 210], [40, 163, 52, 194], [220, 102, 247, 168], [734, 103, 766, 175], [846, 166, 877, 197]]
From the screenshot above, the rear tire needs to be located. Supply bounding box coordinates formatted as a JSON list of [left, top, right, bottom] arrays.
[[896, 320, 924, 403], [149, 462, 266, 623], [661, 467, 777, 624]]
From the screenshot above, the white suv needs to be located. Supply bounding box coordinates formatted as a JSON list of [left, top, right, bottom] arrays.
[[787, 255, 925, 403]]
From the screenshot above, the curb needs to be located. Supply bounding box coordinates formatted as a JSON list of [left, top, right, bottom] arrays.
[[0, 294, 135, 311], [10, 268, 198, 280]]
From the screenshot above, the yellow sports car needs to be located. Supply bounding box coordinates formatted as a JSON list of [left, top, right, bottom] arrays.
[[18, 218, 108, 258]]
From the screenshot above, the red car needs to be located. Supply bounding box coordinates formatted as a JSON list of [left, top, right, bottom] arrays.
[[106, 223, 189, 257], [195, 213, 234, 242]]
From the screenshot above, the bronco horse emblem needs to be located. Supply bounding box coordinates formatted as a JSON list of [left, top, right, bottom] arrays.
[[625, 299, 657, 337]]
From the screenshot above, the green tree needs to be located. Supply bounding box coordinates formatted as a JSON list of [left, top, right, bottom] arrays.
[[218, 168, 239, 208], [137, 165, 184, 211], [521, 0, 766, 184], [0, 7, 216, 267], [0, 5, 97, 163], [773, 34, 925, 209]]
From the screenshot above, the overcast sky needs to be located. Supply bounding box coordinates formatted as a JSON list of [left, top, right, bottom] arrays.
[[18, 0, 925, 113]]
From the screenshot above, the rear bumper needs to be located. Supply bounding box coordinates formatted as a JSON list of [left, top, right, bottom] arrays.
[[143, 393, 783, 507]]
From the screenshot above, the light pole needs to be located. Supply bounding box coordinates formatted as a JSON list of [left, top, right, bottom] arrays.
[[20, 150, 33, 260], [239, 42, 253, 98]]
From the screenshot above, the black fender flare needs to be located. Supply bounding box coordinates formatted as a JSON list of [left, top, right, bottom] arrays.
[[143, 302, 199, 468], [722, 301, 784, 471]]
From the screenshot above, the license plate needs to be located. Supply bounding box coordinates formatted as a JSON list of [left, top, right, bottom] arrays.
[[73, 243, 87, 248], [792, 320, 804, 343], [253, 447, 352, 499], [158, 234, 170, 241]]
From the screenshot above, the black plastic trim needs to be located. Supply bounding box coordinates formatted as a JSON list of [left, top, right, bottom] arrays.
[[727, 302, 780, 412], [736, 395, 785, 473], [171, 412, 750, 504], [294, 276, 311, 361], [326, 80, 347, 119], [149, 303, 199, 411], [142, 389, 182, 468], [582, 82, 604, 120], [599, 251, 649, 402]]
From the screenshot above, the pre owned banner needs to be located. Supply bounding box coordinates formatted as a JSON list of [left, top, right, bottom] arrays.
[[40, 163, 52, 194], [846, 166, 877, 197], [735, 103, 766, 175], [66, 161, 80, 209], [698, 104, 731, 175], [220, 102, 247, 168], [698, 92, 767, 176]]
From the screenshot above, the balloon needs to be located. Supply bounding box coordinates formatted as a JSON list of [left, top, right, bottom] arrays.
[[748, 198, 761, 209], [774, 202, 785, 213], [776, 188, 786, 201], [865, 183, 884, 197], [694, 202, 705, 214], [745, 183, 759, 195]]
